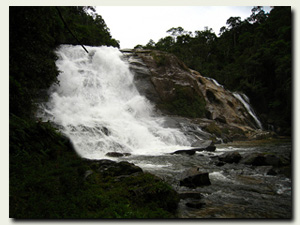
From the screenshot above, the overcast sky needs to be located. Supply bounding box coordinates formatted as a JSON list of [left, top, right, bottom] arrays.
[[96, 6, 272, 49]]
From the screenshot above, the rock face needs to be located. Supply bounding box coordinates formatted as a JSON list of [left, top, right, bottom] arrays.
[[122, 49, 265, 141]]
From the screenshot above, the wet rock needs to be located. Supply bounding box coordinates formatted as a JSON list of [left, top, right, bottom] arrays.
[[240, 153, 267, 166], [215, 161, 225, 167], [191, 140, 212, 148], [218, 151, 242, 164], [192, 145, 216, 152], [172, 149, 196, 155], [180, 168, 211, 188], [85, 159, 143, 177], [265, 154, 283, 167], [101, 126, 110, 136], [179, 192, 204, 199], [277, 165, 291, 178], [106, 152, 131, 157], [267, 168, 277, 176], [240, 153, 284, 167], [185, 202, 206, 209]]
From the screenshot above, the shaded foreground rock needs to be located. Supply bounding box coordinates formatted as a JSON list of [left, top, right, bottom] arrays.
[[83, 159, 180, 216], [85, 159, 142, 177]]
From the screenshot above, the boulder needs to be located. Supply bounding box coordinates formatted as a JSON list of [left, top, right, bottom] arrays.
[[218, 151, 242, 164], [171, 149, 196, 155], [240, 153, 284, 167], [193, 145, 216, 152], [180, 168, 211, 188], [185, 202, 206, 209], [240, 153, 267, 166], [106, 152, 131, 157], [85, 159, 143, 177], [265, 154, 283, 167], [191, 140, 212, 148]]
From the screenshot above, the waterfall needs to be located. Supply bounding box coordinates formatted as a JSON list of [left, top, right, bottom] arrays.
[[233, 92, 263, 129], [205, 76, 224, 89], [37, 45, 190, 159]]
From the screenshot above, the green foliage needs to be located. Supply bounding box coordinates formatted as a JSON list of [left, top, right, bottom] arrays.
[[9, 6, 119, 118], [160, 86, 206, 118], [151, 51, 167, 67], [10, 116, 179, 219], [139, 7, 291, 134]]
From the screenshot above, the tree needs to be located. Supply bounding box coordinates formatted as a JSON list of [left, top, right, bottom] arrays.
[[226, 16, 241, 47]]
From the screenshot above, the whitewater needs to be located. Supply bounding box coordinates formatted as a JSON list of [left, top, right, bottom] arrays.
[[38, 45, 190, 159]]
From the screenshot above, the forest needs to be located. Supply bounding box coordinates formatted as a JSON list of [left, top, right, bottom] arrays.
[[137, 6, 291, 135]]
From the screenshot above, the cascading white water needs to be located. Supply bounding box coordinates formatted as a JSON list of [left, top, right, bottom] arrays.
[[233, 92, 263, 129], [204, 76, 263, 130], [38, 45, 190, 159]]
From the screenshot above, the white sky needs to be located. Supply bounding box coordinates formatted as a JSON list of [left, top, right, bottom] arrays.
[[96, 6, 272, 49]]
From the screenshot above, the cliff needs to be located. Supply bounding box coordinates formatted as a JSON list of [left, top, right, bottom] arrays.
[[122, 49, 274, 142]]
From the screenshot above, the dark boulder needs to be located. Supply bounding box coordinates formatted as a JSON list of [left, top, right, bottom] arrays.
[[185, 202, 206, 209], [218, 151, 242, 164], [171, 149, 196, 155], [267, 168, 278, 176], [265, 154, 283, 167], [85, 159, 142, 177], [180, 168, 211, 188], [240, 153, 284, 167], [191, 140, 216, 152], [106, 152, 131, 157]]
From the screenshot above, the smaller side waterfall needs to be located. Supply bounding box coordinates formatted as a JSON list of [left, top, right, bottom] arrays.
[[233, 92, 263, 129]]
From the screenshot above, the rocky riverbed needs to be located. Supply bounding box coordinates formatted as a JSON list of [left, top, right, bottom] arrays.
[[110, 139, 292, 218]]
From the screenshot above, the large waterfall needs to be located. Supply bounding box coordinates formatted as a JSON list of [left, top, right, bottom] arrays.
[[38, 45, 190, 159]]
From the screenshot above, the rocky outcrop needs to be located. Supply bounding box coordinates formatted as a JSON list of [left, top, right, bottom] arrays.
[[122, 49, 266, 142]]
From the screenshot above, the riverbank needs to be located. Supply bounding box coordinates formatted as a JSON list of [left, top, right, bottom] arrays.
[[9, 118, 179, 219]]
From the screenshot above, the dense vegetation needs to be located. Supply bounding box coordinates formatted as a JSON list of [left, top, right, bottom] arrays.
[[10, 6, 178, 218], [10, 6, 119, 118], [137, 7, 291, 135]]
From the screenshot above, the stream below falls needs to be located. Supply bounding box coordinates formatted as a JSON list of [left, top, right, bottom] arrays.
[[118, 140, 292, 218]]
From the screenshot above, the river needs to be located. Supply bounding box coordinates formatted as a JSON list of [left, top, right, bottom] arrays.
[[124, 140, 292, 218]]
